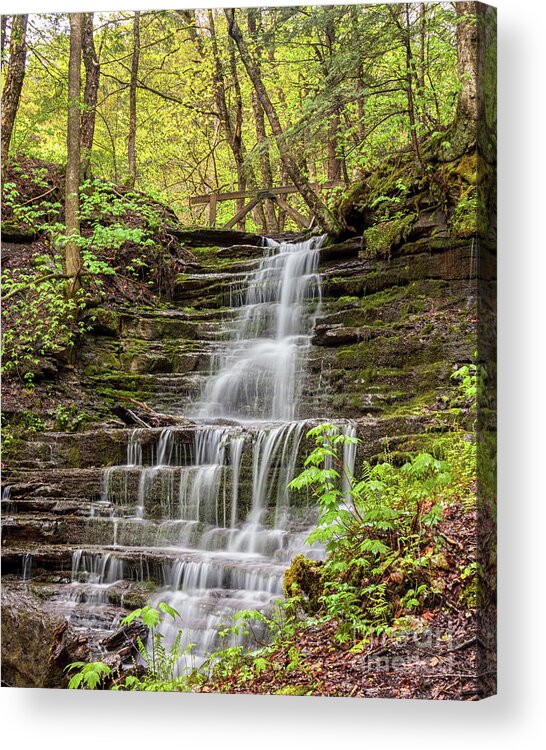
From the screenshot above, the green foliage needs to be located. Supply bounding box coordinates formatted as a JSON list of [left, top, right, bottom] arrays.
[[1, 259, 87, 380], [67, 602, 198, 692], [289, 423, 460, 641], [2, 180, 62, 227], [451, 190, 478, 238], [54, 404, 87, 432], [65, 661, 112, 690], [459, 561, 479, 607], [1, 169, 175, 382], [117, 603, 191, 690], [8, 4, 461, 229], [363, 212, 416, 256], [451, 362, 477, 401]]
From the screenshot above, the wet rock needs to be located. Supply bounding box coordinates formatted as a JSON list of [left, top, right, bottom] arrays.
[[120, 314, 197, 341], [1, 583, 65, 687], [217, 244, 264, 259], [85, 308, 121, 337], [168, 227, 263, 248], [319, 237, 361, 264], [408, 208, 449, 241], [312, 323, 382, 347], [129, 353, 173, 374]]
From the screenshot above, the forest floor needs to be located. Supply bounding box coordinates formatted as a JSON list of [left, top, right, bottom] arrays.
[[200, 498, 495, 701]]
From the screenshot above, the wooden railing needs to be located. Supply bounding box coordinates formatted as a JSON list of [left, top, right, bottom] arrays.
[[190, 180, 345, 229]]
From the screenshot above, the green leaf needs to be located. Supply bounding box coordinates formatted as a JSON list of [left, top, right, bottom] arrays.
[[158, 602, 181, 620], [67, 673, 84, 689]]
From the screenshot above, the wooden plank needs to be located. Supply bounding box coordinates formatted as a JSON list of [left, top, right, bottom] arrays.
[[223, 196, 261, 230], [190, 180, 345, 205], [208, 193, 217, 227], [275, 196, 311, 230]]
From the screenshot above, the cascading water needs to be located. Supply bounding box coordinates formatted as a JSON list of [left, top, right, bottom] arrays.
[[62, 235, 355, 669], [198, 236, 323, 421]]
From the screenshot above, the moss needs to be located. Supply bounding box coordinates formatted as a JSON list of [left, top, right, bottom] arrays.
[[275, 685, 311, 696], [363, 212, 416, 257], [83, 347, 121, 377], [191, 245, 220, 257], [283, 555, 323, 615], [65, 445, 81, 469], [439, 152, 478, 187], [85, 308, 120, 336], [121, 580, 158, 610], [96, 375, 151, 403], [450, 187, 478, 238]]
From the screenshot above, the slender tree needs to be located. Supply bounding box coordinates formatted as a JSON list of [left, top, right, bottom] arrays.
[[1, 14, 28, 179], [65, 13, 84, 297], [208, 10, 247, 227], [247, 9, 277, 233], [225, 8, 342, 235], [323, 6, 343, 181], [80, 12, 100, 180], [1, 15, 8, 63], [127, 10, 141, 188]]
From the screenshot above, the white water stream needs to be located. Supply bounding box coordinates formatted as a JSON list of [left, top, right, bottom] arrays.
[[68, 235, 356, 668]]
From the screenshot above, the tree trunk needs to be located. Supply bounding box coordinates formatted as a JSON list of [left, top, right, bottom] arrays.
[[1, 16, 8, 65], [247, 9, 277, 233], [450, 2, 490, 158], [419, 4, 426, 92], [417, 3, 429, 129], [456, 2, 485, 124], [228, 36, 247, 230], [80, 12, 100, 181], [225, 8, 342, 235], [65, 13, 84, 298], [404, 4, 422, 167], [1, 14, 28, 179], [208, 10, 248, 229], [127, 11, 140, 189], [327, 118, 341, 180], [324, 7, 343, 181]]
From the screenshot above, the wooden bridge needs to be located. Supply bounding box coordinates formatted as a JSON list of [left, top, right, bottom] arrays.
[[190, 180, 345, 230]]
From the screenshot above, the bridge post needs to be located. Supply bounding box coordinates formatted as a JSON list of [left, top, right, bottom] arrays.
[[208, 193, 218, 227]]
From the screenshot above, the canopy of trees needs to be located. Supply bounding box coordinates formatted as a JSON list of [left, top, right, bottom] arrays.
[[1, 3, 491, 232]]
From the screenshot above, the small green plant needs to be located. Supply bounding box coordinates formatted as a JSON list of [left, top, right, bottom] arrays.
[[451, 362, 477, 400], [54, 404, 87, 432], [65, 661, 112, 690], [117, 602, 186, 688], [65, 602, 194, 692], [289, 424, 453, 641]]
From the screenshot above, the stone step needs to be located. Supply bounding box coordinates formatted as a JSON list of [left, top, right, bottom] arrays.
[[3, 544, 290, 596]]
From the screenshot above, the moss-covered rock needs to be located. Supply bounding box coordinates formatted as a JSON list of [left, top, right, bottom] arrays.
[[283, 555, 324, 615]]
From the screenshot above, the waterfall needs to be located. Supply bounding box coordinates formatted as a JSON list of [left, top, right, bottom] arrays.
[[61, 235, 356, 669], [198, 236, 324, 421]]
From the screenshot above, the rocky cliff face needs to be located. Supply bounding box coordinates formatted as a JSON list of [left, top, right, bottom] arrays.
[[1, 174, 479, 687]]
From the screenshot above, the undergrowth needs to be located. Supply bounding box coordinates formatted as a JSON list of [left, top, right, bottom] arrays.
[[2, 162, 187, 383], [65, 423, 477, 692]]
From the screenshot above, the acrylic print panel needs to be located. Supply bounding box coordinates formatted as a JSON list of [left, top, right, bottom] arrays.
[[0, 2, 496, 699]]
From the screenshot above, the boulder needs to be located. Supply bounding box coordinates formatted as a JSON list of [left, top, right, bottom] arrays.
[[1, 584, 65, 687]]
